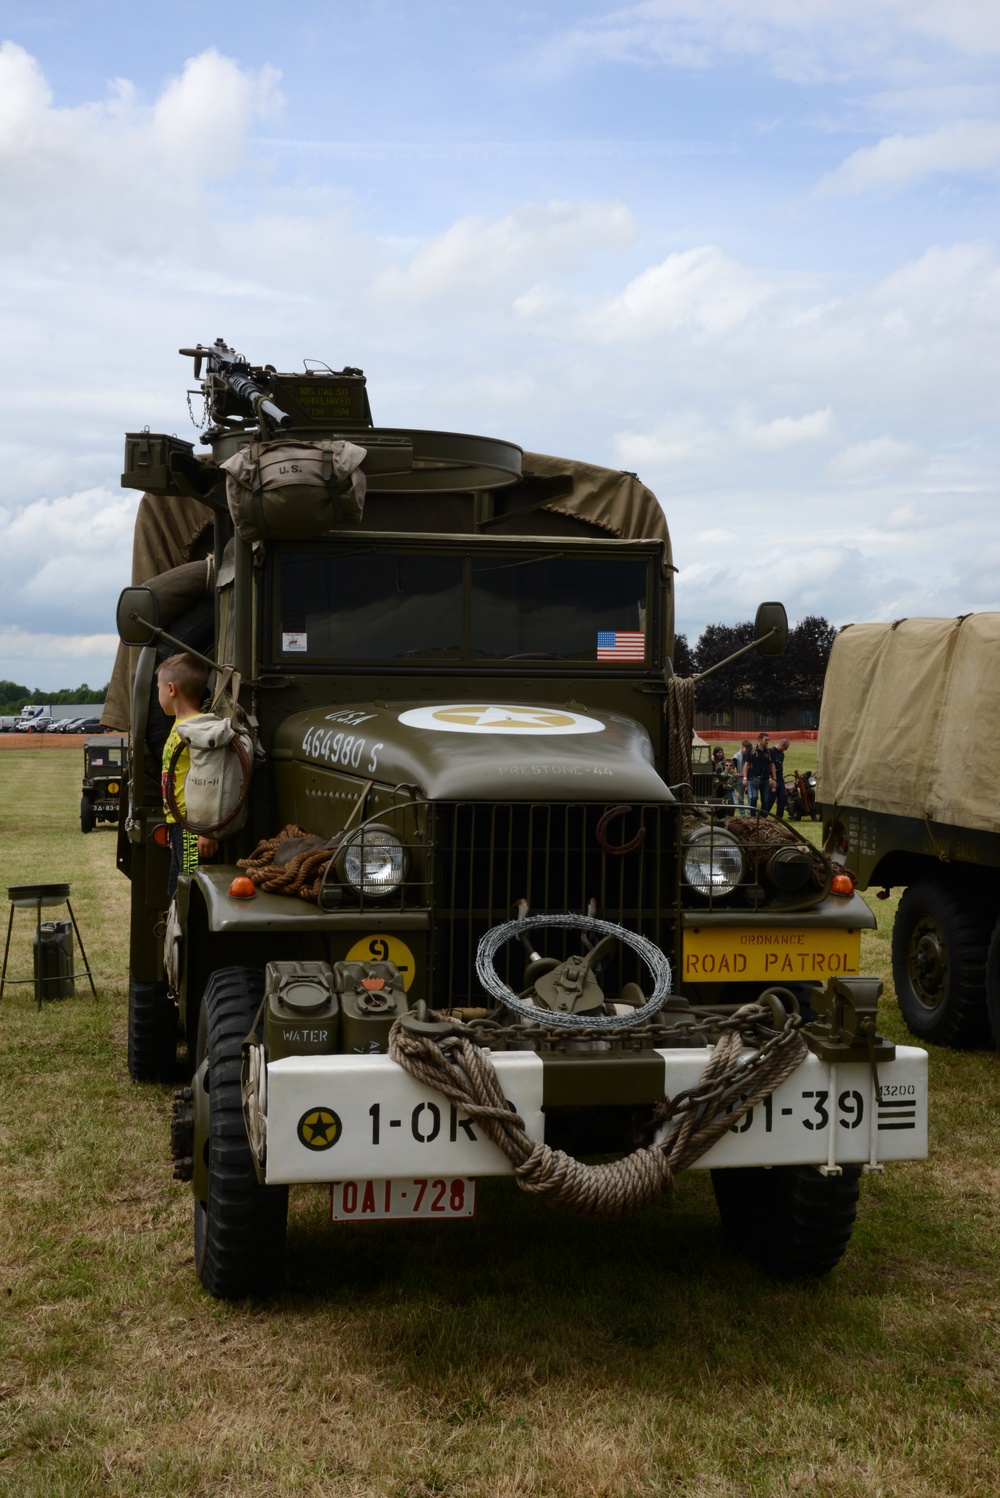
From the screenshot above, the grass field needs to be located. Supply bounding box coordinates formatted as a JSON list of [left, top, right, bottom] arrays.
[[2, 749, 1000, 1497]]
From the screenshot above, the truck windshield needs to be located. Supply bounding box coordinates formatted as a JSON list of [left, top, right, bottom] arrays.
[[272, 548, 652, 667]]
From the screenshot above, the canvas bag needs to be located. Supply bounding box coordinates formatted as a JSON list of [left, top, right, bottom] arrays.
[[220, 438, 367, 541], [171, 712, 254, 836]]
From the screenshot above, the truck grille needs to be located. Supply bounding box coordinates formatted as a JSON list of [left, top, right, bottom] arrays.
[[430, 802, 678, 1003]]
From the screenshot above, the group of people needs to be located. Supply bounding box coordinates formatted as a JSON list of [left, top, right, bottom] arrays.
[[712, 732, 790, 818]]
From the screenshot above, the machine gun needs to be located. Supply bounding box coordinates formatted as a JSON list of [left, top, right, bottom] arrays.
[[180, 339, 294, 433], [179, 338, 373, 439]]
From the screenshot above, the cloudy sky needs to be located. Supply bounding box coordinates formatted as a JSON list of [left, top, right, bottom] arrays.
[[1, 0, 997, 689]]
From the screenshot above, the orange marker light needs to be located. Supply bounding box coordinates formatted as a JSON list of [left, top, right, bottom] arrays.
[[228, 876, 256, 900], [830, 872, 854, 896], [152, 824, 171, 848]]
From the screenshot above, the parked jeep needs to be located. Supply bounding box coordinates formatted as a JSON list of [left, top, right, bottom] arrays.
[[108, 341, 926, 1298], [80, 734, 127, 832]]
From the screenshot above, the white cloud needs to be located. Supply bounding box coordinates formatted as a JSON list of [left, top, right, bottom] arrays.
[[735, 408, 834, 450], [368, 201, 635, 308], [591, 246, 770, 340], [0, 42, 283, 251], [820, 120, 1000, 193], [545, 1, 1000, 83], [827, 437, 925, 478], [0, 488, 137, 635]]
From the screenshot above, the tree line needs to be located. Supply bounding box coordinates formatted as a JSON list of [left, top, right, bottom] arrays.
[[0, 680, 109, 715], [672, 616, 837, 715]]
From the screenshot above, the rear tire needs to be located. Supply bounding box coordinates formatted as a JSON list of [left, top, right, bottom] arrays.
[[891, 879, 993, 1047], [984, 919, 1000, 1049], [80, 795, 94, 833], [127, 975, 178, 1081], [711, 1163, 861, 1276], [193, 966, 288, 1299]]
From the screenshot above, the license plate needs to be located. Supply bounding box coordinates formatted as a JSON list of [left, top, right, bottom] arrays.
[[330, 1177, 477, 1221], [683, 926, 862, 983]]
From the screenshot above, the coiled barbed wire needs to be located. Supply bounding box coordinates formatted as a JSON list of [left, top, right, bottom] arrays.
[[475, 913, 672, 1033]]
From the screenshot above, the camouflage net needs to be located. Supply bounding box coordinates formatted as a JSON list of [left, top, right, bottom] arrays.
[[238, 824, 340, 902]]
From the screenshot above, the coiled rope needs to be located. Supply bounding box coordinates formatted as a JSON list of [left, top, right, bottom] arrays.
[[388, 1001, 807, 1220]]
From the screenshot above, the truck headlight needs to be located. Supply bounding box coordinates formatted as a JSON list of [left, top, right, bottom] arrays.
[[682, 826, 745, 897], [340, 825, 406, 899]]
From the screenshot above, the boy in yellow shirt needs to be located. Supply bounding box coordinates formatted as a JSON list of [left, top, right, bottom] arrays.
[[157, 652, 219, 898]]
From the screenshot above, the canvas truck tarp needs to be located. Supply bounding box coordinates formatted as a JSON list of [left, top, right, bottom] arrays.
[[102, 456, 671, 732], [102, 556, 213, 731], [522, 451, 671, 552], [818, 615, 1000, 836]]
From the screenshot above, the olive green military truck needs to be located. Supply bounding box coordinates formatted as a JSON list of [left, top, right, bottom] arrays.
[[107, 341, 927, 1298], [820, 615, 1000, 1048]]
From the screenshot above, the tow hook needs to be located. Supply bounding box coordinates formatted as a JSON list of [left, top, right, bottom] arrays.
[[171, 1087, 194, 1181]]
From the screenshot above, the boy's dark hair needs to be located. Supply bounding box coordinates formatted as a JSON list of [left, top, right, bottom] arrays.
[[157, 652, 209, 705]]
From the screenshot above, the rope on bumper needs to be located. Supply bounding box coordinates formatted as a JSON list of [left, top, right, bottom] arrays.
[[387, 1006, 808, 1220]]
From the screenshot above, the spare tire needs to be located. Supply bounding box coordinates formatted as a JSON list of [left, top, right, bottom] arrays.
[[144, 598, 216, 761]]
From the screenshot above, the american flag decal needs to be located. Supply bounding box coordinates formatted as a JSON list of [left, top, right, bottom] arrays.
[[597, 630, 645, 663]]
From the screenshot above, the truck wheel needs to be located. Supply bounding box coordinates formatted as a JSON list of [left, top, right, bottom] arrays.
[[711, 1163, 861, 1276], [80, 795, 94, 833], [891, 880, 993, 1047], [127, 975, 178, 1081], [193, 966, 288, 1299], [984, 920, 1000, 1048]]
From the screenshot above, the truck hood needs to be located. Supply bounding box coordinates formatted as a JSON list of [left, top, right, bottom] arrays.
[[273, 699, 673, 802]]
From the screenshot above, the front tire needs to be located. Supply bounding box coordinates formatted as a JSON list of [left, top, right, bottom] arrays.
[[193, 967, 288, 1299], [891, 879, 993, 1047], [80, 795, 94, 833], [127, 975, 177, 1081], [984, 919, 1000, 1049], [712, 1164, 861, 1276]]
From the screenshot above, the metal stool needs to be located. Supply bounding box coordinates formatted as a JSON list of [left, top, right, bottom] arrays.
[[1, 883, 97, 1007]]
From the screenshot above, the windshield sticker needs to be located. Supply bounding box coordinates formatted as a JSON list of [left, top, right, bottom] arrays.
[[597, 631, 645, 663], [282, 632, 308, 652], [397, 704, 604, 735]]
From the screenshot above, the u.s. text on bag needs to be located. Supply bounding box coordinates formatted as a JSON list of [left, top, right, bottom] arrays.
[[219, 438, 367, 541]]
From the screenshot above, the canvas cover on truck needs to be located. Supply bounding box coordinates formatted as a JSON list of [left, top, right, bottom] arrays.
[[818, 614, 1000, 836], [102, 452, 670, 732]]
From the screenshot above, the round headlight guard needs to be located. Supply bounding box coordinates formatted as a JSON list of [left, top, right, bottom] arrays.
[[682, 825, 745, 898], [339, 824, 406, 900]]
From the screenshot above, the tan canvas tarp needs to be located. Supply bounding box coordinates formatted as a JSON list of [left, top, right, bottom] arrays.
[[102, 558, 214, 731], [522, 451, 671, 555], [102, 454, 671, 732], [818, 614, 1000, 834]]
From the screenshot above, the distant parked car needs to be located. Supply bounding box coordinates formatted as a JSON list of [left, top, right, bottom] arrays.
[[17, 715, 53, 733], [54, 718, 86, 733], [77, 719, 105, 733]]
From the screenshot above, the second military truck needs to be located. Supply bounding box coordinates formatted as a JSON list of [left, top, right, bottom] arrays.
[[821, 614, 1000, 1048]]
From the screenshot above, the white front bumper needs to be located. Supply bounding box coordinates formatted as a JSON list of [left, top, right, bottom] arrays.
[[264, 1045, 927, 1185]]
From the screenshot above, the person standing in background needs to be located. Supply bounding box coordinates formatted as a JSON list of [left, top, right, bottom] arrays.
[[767, 738, 790, 819], [733, 738, 752, 815], [746, 732, 775, 814]]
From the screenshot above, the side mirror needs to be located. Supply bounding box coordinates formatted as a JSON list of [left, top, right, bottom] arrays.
[[755, 601, 788, 657], [116, 586, 160, 646]]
